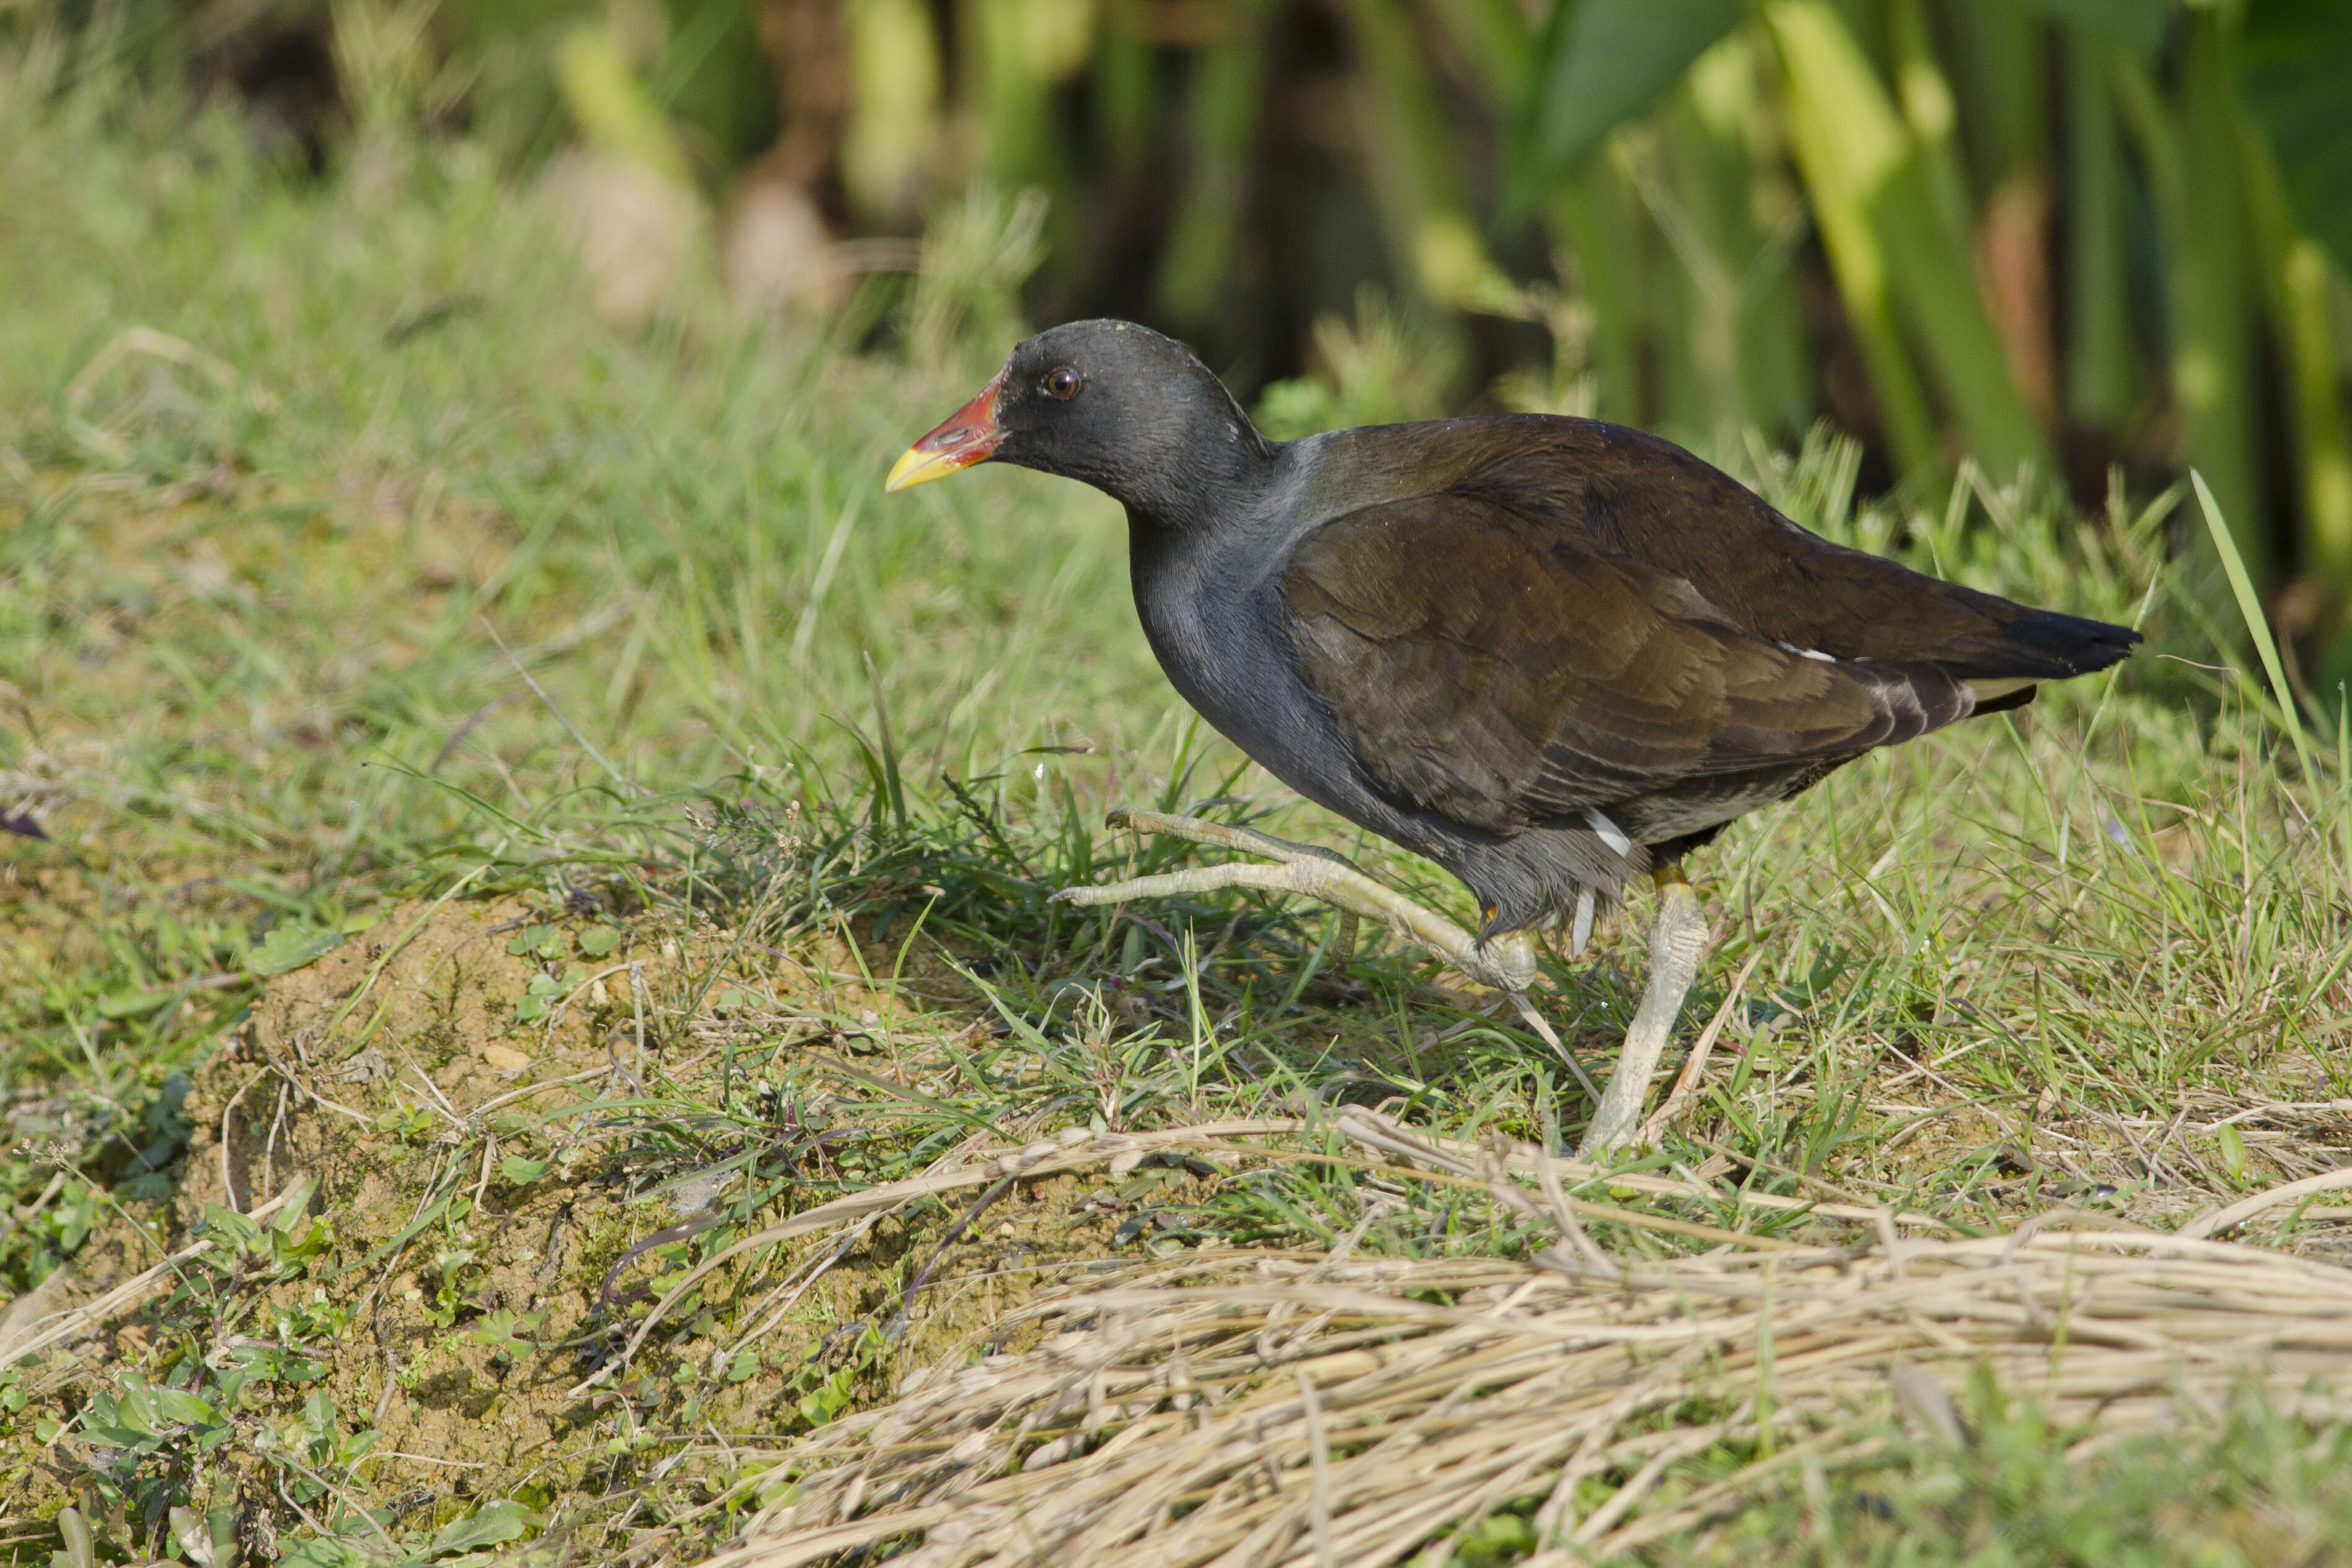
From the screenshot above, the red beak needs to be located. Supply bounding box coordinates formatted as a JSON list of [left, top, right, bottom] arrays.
[[885, 371, 1005, 491]]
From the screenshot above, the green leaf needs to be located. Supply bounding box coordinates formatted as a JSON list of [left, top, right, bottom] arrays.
[[427, 1500, 538, 1559], [271, 1177, 319, 1236], [79, 1382, 172, 1448], [471, 1308, 544, 1358], [273, 1536, 363, 1568], [79, 1414, 163, 1450], [2022, 0, 2169, 51], [97, 988, 177, 1019], [471, 1309, 520, 1349], [578, 926, 622, 956], [248, 924, 346, 977], [2218, 1121, 2247, 1182], [505, 925, 558, 957], [501, 1155, 549, 1184], [203, 1203, 263, 1251], [150, 1386, 219, 1427], [2240, 0, 2352, 276], [725, 1349, 759, 1383], [1518, 0, 1740, 183]]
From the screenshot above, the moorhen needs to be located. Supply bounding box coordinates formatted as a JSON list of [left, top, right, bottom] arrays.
[[886, 320, 2138, 1153]]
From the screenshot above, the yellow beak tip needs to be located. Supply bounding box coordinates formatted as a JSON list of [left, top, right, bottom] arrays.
[[883, 447, 930, 493], [886, 444, 982, 493]]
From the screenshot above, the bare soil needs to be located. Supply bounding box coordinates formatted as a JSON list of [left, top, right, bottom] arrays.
[[0, 892, 1168, 1542]]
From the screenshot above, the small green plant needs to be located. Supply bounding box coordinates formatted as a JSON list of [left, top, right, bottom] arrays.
[[470, 1308, 545, 1362], [55, 1183, 368, 1556], [505, 925, 564, 959], [283, 1390, 381, 1485], [513, 972, 565, 1022], [201, 1177, 333, 1275], [375, 1104, 439, 1143], [2216, 1122, 2249, 1187], [76, 1370, 231, 1468], [778, 1324, 890, 1433], [421, 1247, 484, 1329]]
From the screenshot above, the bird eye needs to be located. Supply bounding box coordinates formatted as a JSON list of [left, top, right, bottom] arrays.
[[1043, 367, 1082, 400]]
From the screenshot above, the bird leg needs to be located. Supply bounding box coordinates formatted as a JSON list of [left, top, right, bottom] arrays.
[[1055, 809, 1601, 1098], [1061, 812, 1707, 1153], [1576, 868, 1709, 1159]]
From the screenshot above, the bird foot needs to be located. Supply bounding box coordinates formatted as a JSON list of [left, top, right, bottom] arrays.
[[1054, 809, 1601, 1098]]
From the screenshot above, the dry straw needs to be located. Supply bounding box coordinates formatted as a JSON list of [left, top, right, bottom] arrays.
[[697, 1117, 2352, 1568]]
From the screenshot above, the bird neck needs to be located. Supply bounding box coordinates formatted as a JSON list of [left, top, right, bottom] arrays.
[[1108, 416, 1280, 534]]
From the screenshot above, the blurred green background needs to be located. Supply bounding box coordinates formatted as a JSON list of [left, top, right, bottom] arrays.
[[10, 0, 2351, 680]]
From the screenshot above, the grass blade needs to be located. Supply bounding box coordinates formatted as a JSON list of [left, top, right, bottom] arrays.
[[2193, 470, 2318, 786]]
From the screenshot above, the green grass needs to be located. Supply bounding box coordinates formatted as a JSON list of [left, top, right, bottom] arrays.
[[6, 55, 2352, 1568], [1606, 1373, 2352, 1567]]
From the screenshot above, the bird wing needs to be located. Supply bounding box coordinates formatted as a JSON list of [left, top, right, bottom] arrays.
[[1443, 426, 2139, 679], [1280, 491, 1975, 837]]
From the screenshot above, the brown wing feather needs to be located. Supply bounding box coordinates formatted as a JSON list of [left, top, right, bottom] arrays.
[[1447, 428, 2136, 677], [1282, 494, 1970, 839], [1295, 417, 2136, 679]]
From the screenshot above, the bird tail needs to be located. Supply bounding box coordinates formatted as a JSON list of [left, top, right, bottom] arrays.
[[1930, 606, 2141, 681]]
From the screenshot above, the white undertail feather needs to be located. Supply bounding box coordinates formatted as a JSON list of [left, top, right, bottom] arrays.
[[1569, 887, 1596, 958], [1585, 809, 1634, 859]]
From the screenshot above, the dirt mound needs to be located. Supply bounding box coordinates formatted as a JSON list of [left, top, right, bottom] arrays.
[[1, 891, 1236, 1559], [181, 894, 677, 1478]]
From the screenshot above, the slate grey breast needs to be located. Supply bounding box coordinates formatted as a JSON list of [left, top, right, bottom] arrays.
[[887, 319, 2141, 935]]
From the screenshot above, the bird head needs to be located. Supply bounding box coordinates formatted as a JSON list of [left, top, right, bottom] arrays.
[[886, 320, 1272, 522]]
